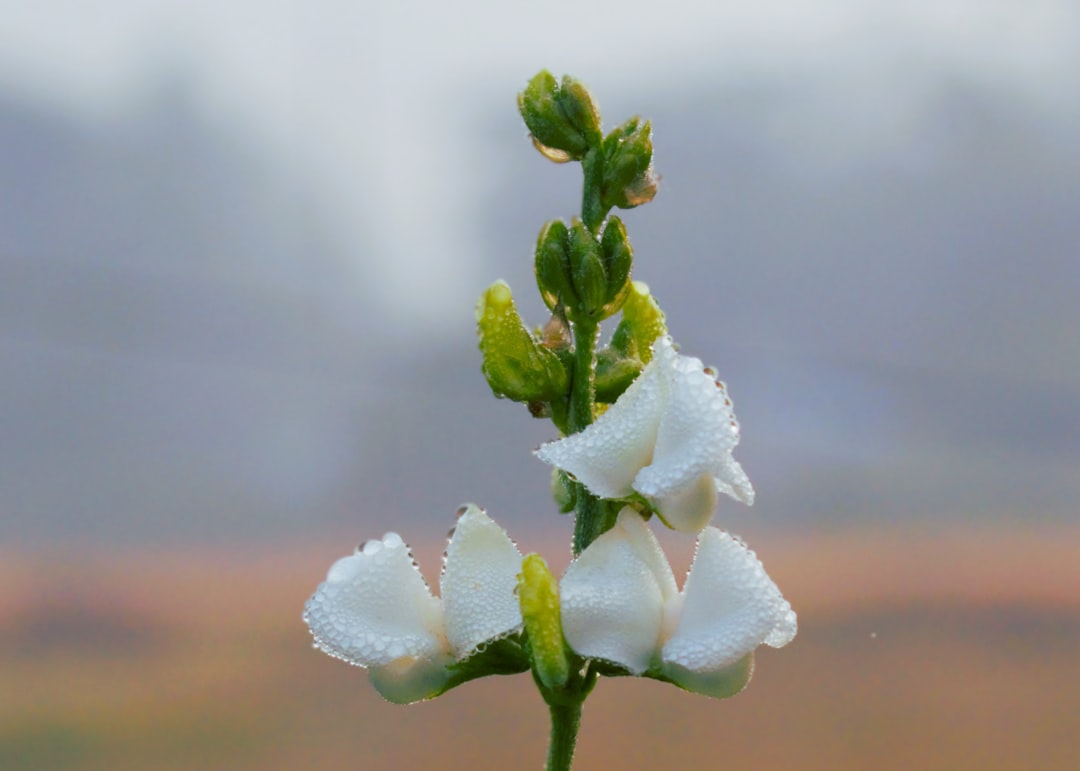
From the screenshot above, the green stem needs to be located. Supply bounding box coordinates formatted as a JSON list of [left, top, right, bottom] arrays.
[[568, 317, 601, 556], [568, 317, 598, 434], [546, 701, 583, 771], [580, 147, 609, 235]]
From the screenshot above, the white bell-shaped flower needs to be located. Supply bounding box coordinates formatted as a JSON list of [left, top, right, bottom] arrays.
[[303, 504, 524, 703], [536, 335, 753, 532], [559, 509, 796, 699]]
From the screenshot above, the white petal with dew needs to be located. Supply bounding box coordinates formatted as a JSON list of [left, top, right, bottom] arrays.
[[303, 533, 445, 668], [560, 510, 675, 674], [634, 338, 745, 501], [535, 356, 666, 499], [441, 504, 524, 657], [662, 528, 796, 673], [714, 454, 755, 506]]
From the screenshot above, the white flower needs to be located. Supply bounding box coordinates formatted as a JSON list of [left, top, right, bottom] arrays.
[[303, 504, 524, 704], [536, 335, 753, 532], [559, 509, 796, 699]]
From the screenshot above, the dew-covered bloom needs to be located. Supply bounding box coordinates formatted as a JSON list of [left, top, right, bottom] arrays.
[[536, 335, 753, 532], [559, 509, 796, 699], [303, 505, 523, 704]]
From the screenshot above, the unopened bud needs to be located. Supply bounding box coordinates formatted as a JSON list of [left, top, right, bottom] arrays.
[[534, 220, 578, 314], [599, 216, 633, 313], [518, 554, 570, 690], [476, 280, 569, 402], [558, 76, 602, 147], [601, 118, 658, 210], [568, 220, 609, 318], [518, 71, 601, 162]]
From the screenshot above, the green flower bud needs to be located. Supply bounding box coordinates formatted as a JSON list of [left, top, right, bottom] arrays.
[[595, 346, 644, 403], [568, 219, 608, 318], [534, 220, 578, 313], [599, 216, 633, 312], [610, 280, 668, 363], [601, 117, 658, 210], [518, 554, 569, 690], [558, 76, 602, 148], [518, 71, 600, 162], [476, 280, 569, 402]]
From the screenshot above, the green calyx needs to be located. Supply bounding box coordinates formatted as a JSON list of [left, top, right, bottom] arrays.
[[476, 280, 569, 402]]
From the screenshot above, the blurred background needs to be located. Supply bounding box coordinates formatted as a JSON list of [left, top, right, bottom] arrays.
[[2, 1, 1078, 768]]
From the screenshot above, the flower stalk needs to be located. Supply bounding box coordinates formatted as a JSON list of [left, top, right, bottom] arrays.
[[546, 701, 583, 771]]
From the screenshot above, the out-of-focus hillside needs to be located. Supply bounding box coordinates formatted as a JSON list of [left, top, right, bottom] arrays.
[[2, 64, 1079, 546], [3, 528, 1079, 770]]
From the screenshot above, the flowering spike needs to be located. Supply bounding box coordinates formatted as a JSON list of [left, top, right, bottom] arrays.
[[308, 71, 797, 766]]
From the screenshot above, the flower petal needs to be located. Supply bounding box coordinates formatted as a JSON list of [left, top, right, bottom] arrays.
[[303, 533, 446, 668], [714, 454, 755, 506], [652, 473, 719, 533], [633, 338, 749, 506], [662, 529, 796, 674], [441, 504, 524, 657], [535, 351, 666, 499], [559, 509, 676, 674], [662, 652, 755, 700]]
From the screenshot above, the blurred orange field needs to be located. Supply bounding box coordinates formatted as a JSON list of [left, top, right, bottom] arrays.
[[3, 525, 1079, 770]]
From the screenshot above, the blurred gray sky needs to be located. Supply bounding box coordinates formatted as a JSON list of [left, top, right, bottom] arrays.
[[1, 1, 1078, 545]]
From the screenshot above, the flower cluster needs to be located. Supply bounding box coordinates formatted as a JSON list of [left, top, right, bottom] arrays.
[[303, 70, 797, 769]]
